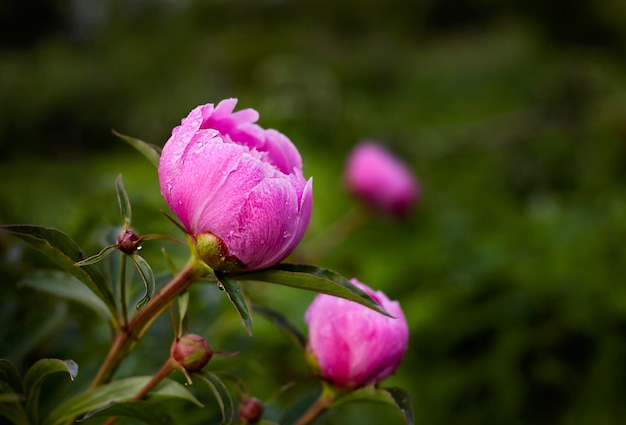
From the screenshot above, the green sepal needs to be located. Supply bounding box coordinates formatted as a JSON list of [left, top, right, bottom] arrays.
[[215, 272, 252, 335], [20, 270, 111, 321], [332, 386, 414, 425], [193, 371, 234, 425], [252, 304, 306, 349], [74, 244, 118, 266], [236, 264, 391, 317], [131, 254, 156, 310], [42, 376, 201, 425], [23, 359, 78, 425], [112, 129, 161, 168], [0, 225, 117, 317], [115, 174, 132, 229], [79, 400, 175, 425]]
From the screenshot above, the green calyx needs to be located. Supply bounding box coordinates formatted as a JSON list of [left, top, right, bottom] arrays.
[[194, 232, 245, 273]]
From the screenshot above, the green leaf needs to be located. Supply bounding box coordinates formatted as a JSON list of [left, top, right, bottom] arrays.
[[332, 386, 414, 425], [0, 359, 23, 394], [115, 174, 132, 229], [131, 254, 156, 310], [112, 129, 161, 168], [0, 403, 29, 425], [236, 264, 391, 317], [23, 359, 78, 425], [252, 304, 306, 348], [0, 225, 116, 316], [177, 290, 190, 338], [194, 371, 234, 425], [20, 270, 111, 321], [80, 401, 175, 425], [42, 376, 201, 425], [215, 272, 252, 335]]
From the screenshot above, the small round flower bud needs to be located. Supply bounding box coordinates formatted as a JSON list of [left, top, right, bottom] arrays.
[[238, 397, 264, 424], [117, 229, 142, 254], [171, 334, 213, 373]]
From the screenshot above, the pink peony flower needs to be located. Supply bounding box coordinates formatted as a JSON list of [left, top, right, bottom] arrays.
[[305, 279, 409, 389], [159, 98, 313, 272], [345, 141, 419, 216]]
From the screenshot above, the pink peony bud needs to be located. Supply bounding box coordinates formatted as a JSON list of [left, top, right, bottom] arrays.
[[344, 141, 419, 217], [159, 98, 313, 272], [238, 397, 264, 424], [304, 279, 409, 390], [171, 334, 214, 373]]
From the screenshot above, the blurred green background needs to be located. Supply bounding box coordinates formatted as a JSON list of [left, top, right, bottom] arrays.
[[2, 0, 626, 424]]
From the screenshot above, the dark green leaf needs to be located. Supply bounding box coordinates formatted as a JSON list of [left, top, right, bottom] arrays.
[[115, 174, 132, 229], [20, 270, 111, 321], [42, 376, 201, 425], [332, 386, 414, 425], [74, 244, 119, 266], [0, 403, 29, 425], [80, 401, 175, 425], [0, 225, 116, 316], [112, 129, 161, 168], [194, 371, 234, 425], [131, 254, 156, 310], [236, 264, 390, 317], [279, 390, 321, 425], [23, 359, 78, 425], [252, 304, 306, 348], [215, 272, 252, 335], [0, 359, 23, 394]]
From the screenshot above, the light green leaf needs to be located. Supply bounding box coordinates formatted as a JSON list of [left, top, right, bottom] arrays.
[[236, 264, 390, 317], [131, 254, 155, 310], [115, 174, 132, 229], [23, 359, 78, 425], [80, 401, 175, 425], [215, 272, 252, 335], [0, 225, 117, 317], [74, 244, 119, 266], [112, 129, 161, 168], [194, 371, 234, 425], [42, 376, 201, 425], [20, 270, 111, 321], [332, 386, 414, 425], [252, 304, 306, 348]]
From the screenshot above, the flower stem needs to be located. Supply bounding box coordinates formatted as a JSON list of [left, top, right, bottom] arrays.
[[293, 388, 334, 425], [90, 256, 209, 389], [120, 253, 129, 328]]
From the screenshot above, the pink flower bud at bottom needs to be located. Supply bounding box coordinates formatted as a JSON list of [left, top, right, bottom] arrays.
[[305, 279, 409, 389], [238, 397, 264, 423], [171, 334, 214, 373]]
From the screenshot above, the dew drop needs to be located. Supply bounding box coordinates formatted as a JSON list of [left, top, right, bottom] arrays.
[[217, 282, 225, 291]]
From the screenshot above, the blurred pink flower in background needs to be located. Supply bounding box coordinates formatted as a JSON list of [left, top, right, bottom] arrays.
[[158, 98, 313, 272], [305, 279, 409, 389], [345, 141, 420, 217]]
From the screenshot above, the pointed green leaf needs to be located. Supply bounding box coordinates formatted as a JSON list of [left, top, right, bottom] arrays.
[[177, 290, 190, 337], [115, 174, 132, 229], [332, 386, 414, 425], [112, 130, 161, 168], [194, 371, 234, 425], [20, 270, 111, 321], [23, 359, 78, 425], [80, 401, 175, 425], [74, 244, 119, 266], [0, 359, 23, 394], [252, 304, 306, 348], [0, 225, 116, 316], [42, 376, 201, 425], [236, 264, 390, 317], [215, 272, 252, 335], [131, 254, 156, 310]]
